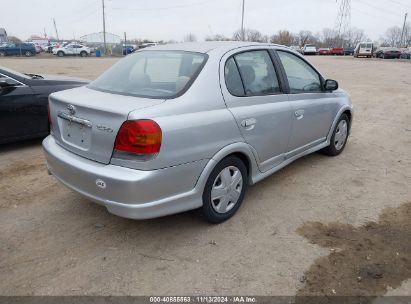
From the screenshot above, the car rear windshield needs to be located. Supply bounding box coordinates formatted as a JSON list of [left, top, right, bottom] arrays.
[[89, 50, 207, 99]]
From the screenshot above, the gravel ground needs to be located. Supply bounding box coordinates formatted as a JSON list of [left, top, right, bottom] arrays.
[[0, 56, 410, 296]]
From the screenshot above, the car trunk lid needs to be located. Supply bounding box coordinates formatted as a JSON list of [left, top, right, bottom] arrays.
[[49, 86, 164, 164]]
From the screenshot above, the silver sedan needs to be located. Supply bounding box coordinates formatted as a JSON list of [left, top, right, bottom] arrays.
[[43, 42, 353, 223]]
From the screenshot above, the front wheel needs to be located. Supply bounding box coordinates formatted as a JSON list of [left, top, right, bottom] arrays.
[[321, 114, 350, 156], [57, 51, 64, 57], [25, 51, 33, 57], [80, 51, 88, 57], [200, 156, 248, 223]]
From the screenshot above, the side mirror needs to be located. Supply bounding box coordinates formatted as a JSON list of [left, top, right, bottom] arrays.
[[324, 79, 338, 91], [0, 80, 10, 88]]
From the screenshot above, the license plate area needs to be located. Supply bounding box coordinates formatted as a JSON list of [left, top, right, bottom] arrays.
[[59, 117, 92, 150]]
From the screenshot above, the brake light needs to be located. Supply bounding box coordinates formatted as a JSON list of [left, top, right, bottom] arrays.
[[114, 120, 162, 160]]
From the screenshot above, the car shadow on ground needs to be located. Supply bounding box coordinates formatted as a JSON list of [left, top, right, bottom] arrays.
[[0, 137, 44, 153]]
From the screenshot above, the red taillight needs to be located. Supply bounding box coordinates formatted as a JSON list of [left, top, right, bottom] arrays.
[[114, 120, 162, 157]]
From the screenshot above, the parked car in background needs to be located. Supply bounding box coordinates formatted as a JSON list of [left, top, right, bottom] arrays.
[[0, 43, 36, 57], [318, 48, 331, 55], [344, 47, 354, 56], [123, 45, 135, 55], [43, 42, 353, 223], [0, 67, 88, 144], [330, 47, 344, 55], [52, 43, 91, 57], [375, 48, 402, 59], [400, 48, 410, 59], [290, 45, 303, 54], [27, 42, 41, 54], [303, 44, 317, 55], [354, 42, 373, 58]]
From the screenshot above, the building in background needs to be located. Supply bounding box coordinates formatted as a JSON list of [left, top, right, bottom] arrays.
[[0, 28, 7, 42], [79, 32, 121, 44]]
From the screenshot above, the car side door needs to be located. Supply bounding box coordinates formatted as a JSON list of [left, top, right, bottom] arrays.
[[275, 50, 339, 157], [65, 45, 75, 55], [220, 48, 293, 173], [0, 74, 45, 143]]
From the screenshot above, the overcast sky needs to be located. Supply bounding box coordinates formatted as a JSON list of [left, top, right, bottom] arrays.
[[1, 0, 409, 41]]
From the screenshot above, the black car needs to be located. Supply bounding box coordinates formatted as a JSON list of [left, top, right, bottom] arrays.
[[0, 67, 88, 144]]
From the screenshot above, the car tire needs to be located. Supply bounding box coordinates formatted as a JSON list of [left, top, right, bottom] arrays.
[[0, 51, 5, 56], [200, 156, 248, 223], [24, 51, 33, 57], [57, 51, 64, 57], [321, 114, 350, 157], [80, 51, 87, 57]]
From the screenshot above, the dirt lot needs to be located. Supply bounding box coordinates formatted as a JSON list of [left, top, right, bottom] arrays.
[[0, 56, 410, 297]]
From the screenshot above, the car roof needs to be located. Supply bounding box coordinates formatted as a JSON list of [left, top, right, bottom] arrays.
[[145, 41, 287, 54]]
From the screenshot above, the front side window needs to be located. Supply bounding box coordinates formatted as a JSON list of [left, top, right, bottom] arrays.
[[234, 50, 280, 96], [277, 51, 322, 94], [89, 51, 207, 98]]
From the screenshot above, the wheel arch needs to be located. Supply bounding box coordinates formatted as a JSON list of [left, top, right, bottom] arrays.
[[326, 106, 354, 143], [195, 142, 259, 193]]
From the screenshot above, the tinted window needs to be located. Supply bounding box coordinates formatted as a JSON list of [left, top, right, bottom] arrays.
[[224, 57, 245, 96], [277, 51, 322, 94], [89, 51, 207, 98], [234, 50, 280, 96]]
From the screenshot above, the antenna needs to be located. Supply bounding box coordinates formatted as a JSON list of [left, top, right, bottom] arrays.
[[334, 0, 351, 47], [52, 18, 59, 41]]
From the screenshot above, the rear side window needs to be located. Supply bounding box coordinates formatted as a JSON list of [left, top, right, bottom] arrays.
[[224, 57, 245, 96], [277, 51, 322, 94], [227, 50, 280, 97]]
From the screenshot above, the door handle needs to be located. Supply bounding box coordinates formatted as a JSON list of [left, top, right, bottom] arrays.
[[294, 109, 305, 120], [241, 118, 257, 129]]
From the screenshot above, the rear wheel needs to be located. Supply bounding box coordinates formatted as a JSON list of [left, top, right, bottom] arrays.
[[200, 156, 247, 223], [80, 51, 87, 57], [321, 114, 349, 156], [24, 51, 33, 57]]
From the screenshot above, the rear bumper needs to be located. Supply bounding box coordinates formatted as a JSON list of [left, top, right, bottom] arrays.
[[43, 136, 208, 219]]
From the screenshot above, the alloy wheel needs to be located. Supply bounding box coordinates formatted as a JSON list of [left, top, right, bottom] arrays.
[[334, 120, 348, 151]]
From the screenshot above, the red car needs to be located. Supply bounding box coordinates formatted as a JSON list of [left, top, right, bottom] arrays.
[[318, 48, 330, 55], [330, 47, 344, 55]]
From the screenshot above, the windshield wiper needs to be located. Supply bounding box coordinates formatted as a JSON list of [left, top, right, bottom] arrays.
[[24, 73, 44, 79]]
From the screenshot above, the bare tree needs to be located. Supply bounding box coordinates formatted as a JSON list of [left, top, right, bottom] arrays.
[[184, 33, 197, 42], [382, 26, 402, 46], [297, 30, 318, 46], [345, 27, 366, 47], [233, 28, 266, 42], [205, 34, 231, 41], [270, 30, 296, 46]]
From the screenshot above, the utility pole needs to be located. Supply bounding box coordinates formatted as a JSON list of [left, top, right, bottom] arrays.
[[124, 32, 127, 56], [241, 0, 245, 41], [52, 18, 59, 41], [400, 12, 408, 47], [102, 0, 107, 55]]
